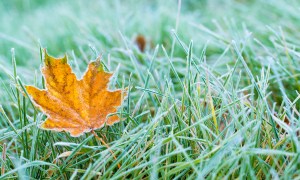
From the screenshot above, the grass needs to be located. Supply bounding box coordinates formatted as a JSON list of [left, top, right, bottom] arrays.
[[1, 0, 300, 179]]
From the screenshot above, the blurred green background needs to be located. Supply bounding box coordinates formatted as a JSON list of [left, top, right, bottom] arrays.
[[1, 0, 300, 105]]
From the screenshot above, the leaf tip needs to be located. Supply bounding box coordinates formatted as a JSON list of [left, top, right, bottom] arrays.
[[92, 57, 105, 72], [43, 49, 68, 66]]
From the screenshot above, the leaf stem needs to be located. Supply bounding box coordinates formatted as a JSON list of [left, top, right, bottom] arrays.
[[91, 130, 121, 169]]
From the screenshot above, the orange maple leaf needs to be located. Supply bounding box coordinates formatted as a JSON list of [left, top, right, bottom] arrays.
[[26, 50, 126, 137]]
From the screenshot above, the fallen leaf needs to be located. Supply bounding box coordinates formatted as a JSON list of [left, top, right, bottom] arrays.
[[134, 34, 146, 52], [26, 50, 126, 137]]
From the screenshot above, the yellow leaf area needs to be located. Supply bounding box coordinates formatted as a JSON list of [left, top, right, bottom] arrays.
[[26, 51, 126, 137]]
